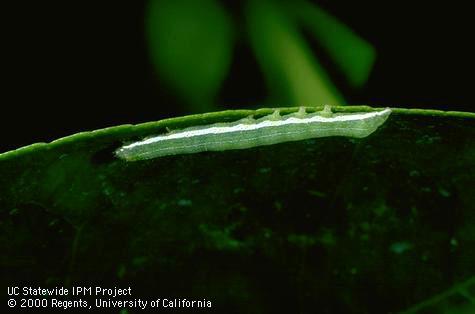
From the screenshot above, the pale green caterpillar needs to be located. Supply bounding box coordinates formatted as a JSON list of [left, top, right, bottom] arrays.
[[116, 106, 391, 161]]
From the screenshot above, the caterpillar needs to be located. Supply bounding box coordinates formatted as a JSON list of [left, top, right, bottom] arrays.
[[115, 106, 392, 161]]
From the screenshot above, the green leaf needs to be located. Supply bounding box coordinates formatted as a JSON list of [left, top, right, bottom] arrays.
[[1, 107, 474, 313], [146, 0, 234, 112], [245, 0, 344, 105], [401, 276, 475, 313], [288, 0, 376, 88]]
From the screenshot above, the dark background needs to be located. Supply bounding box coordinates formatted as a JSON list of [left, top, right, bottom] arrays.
[[2, 1, 473, 153]]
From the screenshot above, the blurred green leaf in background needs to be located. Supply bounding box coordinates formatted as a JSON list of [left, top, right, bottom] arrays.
[[287, 0, 376, 88], [146, 0, 376, 113], [147, 0, 235, 113]]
